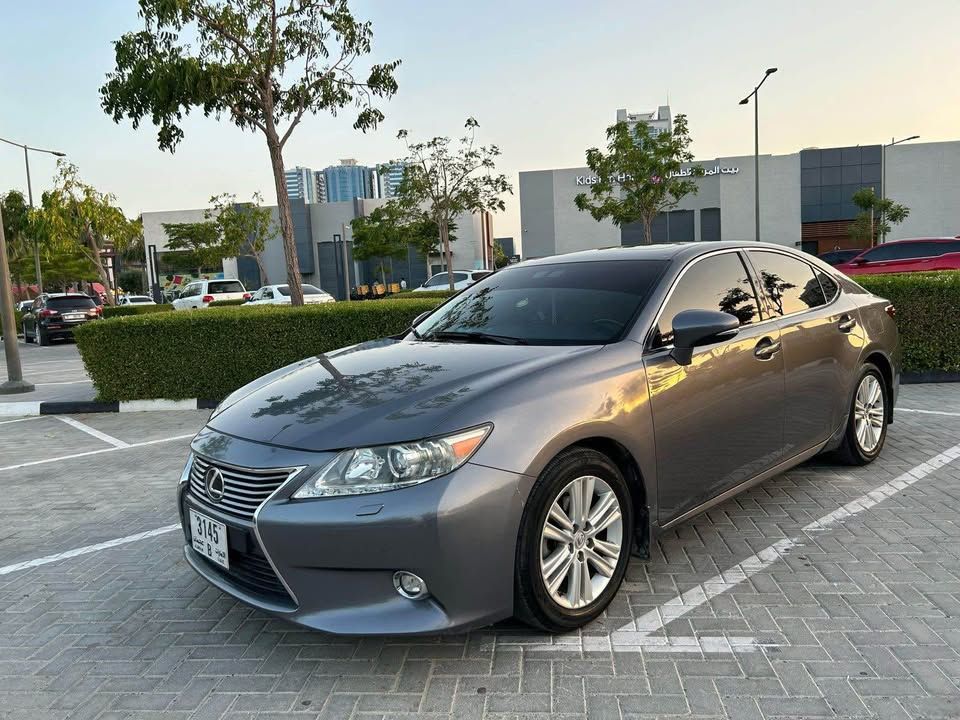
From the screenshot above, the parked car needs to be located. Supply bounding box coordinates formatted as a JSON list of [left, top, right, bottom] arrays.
[[818, 248, 863, 266], [171, 279, 249, 310], [15, 300, 33, 313], [244, 284, 335, 306], [118, 294, 156, 305], [179, 242, 898, 634], [411, 270, 492, 292], [834, 237, 960, 275], [22, 293, 102, 345]]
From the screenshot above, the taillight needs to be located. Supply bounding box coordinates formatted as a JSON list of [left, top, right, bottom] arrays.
[[885, 304, 896, 319], [39, 309, 57, 318], [202, 295, 214, 304], [242, 292, 252, 300], [88, 307, 101, 317]]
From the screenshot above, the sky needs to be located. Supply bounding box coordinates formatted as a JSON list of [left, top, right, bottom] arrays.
[[2, 0, 959, 248]]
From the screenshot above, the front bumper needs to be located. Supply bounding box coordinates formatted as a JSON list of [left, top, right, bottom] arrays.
[[179, 430, 526, 635]]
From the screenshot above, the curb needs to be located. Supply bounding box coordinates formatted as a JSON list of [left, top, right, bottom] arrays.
[[902, 372, 960, 384], [0, 398, 217, 417]]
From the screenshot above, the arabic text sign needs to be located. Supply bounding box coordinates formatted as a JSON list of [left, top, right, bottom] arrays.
[[575, 165, 739, 185]]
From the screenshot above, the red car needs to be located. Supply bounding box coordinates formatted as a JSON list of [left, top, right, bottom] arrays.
[[835, 237, 960, 275]]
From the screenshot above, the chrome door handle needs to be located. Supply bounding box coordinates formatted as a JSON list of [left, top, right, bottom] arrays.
[[838, 315, 857, 333], [754, 338, 781, 360]]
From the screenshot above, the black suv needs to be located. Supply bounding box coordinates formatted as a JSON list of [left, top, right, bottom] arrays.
[[22, 293, 101, 345]]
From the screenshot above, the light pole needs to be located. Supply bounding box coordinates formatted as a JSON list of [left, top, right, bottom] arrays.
[[0, 136, 66, 295], [881, 135, 919, 243], [739, 67, 778, 242], [0, 203, 33, 393]]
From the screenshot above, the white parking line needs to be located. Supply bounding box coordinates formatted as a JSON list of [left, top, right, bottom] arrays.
[[0, 525, 180, 577], [57, 416, 129, 448], [0, 416, 45, 426], [0, 433, 195, 472], [36, 380, 91, 386], [900, 407, 960, 417], [614, 440, 960, 643]]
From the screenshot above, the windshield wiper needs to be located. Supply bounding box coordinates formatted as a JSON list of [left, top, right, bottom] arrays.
[[425, 330, 528, 345]]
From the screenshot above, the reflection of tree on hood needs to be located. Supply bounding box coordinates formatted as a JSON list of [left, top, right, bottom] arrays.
[[760, 271, 796, 315], [251, 361, 449, 424]]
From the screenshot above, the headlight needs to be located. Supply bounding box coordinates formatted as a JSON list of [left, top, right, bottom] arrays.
[[292, 425, 492, 499]]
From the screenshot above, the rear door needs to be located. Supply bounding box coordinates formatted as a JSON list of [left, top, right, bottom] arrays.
[[746, 250, 863, 450], [644, 251, 786, 524]]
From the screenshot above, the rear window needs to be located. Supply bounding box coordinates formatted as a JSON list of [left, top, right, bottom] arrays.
[[207, 280, 244, 294], [47, 296, 95, 310]]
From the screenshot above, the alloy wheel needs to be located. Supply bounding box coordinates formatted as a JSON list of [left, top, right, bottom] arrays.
[[539, 475, 623, 609], [854, 374, 885, 453]]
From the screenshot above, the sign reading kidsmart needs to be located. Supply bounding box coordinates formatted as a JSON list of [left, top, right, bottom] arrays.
[[575, 164, 739, 185]]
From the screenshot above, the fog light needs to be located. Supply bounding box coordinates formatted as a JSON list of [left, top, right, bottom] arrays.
[[393, 571, 428, 599]]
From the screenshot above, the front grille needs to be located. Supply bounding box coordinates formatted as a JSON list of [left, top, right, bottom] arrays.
[[188, 455, 296, 520]]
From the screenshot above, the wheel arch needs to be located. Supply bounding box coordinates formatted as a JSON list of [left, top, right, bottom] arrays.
[[863, 349, 895, 423]]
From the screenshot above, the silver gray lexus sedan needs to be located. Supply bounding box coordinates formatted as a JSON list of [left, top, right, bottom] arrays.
[[178, 242, 899, 634]]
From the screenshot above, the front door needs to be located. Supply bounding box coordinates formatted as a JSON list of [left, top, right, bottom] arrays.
[[644, 251, 786, 525]]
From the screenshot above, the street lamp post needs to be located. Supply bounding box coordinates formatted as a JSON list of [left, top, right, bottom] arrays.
[[881, 135, 919, 243], [0, 136, 66, 295], [739, 67, 778, 242]]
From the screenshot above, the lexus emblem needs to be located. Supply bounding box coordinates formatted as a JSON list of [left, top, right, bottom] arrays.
[[204, 467, 225, 502]]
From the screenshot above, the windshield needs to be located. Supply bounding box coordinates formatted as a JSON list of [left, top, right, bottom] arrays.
[[275, 284, 325, 296], [414, 260, 667, 345]]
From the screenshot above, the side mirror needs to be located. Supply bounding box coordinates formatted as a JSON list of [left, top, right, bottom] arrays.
[[669, 309, 740, 366], [850, 256, 867, 265]]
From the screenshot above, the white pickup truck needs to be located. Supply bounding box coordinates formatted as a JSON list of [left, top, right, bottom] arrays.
[[171, 279, 249, 310]]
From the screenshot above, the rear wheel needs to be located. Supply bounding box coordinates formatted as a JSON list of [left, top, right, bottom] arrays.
[[23, 323, 33, 343], [515, 448, 633, 631], [37, 326, 50, 346], [836, 364, 888, 465]]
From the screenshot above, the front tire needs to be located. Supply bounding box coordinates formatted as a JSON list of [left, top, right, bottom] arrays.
[[515, 448, 633, 632], [23, 323, 34, 343], [37, 326, 50, 346], [836, 364, 888, 465]]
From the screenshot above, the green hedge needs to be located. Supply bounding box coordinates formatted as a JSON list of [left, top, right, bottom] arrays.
[[208, 298, 247, 307], [74, 298, 444, 401], [102, 304, 174, 319], [855, 271, 960, 373]]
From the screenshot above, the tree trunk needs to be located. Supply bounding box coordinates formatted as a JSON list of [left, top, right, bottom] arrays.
[[440, 218, 454, 292], [251, 252, 268, 286], [84, 222, 116, 306], [264, 125, 304, 306], [642, 216, 654, 245]]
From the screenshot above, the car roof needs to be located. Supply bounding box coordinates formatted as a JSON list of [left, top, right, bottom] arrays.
[[520, 241, 801, 266], [875, 236, 960, 245]]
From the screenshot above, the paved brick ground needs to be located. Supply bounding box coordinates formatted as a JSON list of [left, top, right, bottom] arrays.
[[1, 386, 959, 719], [0, 342, 95, 404]]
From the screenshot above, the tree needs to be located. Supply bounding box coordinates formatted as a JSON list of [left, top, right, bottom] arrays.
[[101, 0, 399, 306], [848, 187, 909, 247], [1, 191, 35, 292], [574, 115, 703, 244], [492, 240, 507, 269], [161, 220, 224, 277], [390, 118, 511, 291], [350, 204, 407, 286], [34, 162, 141, 305], [209, 192, 274, 285]]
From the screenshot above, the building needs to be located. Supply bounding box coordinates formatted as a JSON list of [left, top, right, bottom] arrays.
[[616, 105, 672, 138], [314, 171, 327, 204], [374, 162, 407, 199], [519, 140, 960, 258], [323, 159, 374, 203], [141, 199, 495, 300], [284, 166, 317, 204]]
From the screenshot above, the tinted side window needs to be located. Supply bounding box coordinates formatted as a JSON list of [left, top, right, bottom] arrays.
[[816, 270, 839, 303], [749, 251, 826, 315], [653, 253, 761, 348], [424, 273, 448, 288]]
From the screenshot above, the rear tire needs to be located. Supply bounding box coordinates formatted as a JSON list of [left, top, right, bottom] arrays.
[[835, 364, 888, 465], [37, 326, 50, 346], [514, 448, 633, 632], [23, 323, 33, 343]]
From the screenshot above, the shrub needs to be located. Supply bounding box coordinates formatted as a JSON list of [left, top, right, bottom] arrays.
[[74, 298, 445, 401], [208, 298, 248, 307], [102, 304, 174, 319], [856, 271, 960, 373]]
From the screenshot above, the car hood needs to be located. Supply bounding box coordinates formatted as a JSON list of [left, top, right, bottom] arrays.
[[208, 338, 598, 451]]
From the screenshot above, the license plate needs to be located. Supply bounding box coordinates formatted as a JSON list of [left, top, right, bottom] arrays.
[[64, 313, 83, 320], [189, 509, 229, 569]]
